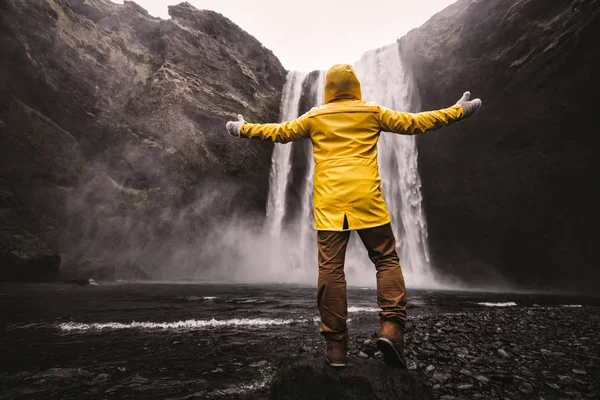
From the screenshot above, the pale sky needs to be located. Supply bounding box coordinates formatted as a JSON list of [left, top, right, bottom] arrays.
[[111, 0, 458, 72]]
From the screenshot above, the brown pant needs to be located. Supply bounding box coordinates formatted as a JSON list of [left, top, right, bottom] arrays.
[[317, 223, 407, 342]]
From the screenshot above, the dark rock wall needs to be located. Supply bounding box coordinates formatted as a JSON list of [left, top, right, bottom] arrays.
[[398, 0, 600, 292], [0, 0, 286, 280]]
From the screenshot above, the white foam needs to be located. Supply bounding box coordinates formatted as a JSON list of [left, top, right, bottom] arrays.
[[560, 304, 582, 308], [178, 296, 219, 301], [58, 317, 309, 332], [348, 306, 379, 313], [476, 302, 517, 307]]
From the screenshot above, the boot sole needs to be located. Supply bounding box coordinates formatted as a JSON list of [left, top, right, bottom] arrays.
[[376, 338, 407, 368], [325, 356, 347, 368]]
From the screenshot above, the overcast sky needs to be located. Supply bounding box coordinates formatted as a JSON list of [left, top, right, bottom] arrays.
[[111, 0, 457, 72]]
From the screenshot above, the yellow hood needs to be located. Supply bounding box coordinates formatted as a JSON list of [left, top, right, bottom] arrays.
[[324, 64, 362, 104]]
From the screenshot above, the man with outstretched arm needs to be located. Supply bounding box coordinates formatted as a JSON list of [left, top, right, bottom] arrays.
[[225, 64, 481, 368]]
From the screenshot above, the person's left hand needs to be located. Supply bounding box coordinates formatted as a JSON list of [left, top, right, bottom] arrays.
[[226, 114, 245, 137], [455, 91, 482, 118]]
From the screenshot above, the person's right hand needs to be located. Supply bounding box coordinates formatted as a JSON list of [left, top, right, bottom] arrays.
[[226, 114, 245, 137], [455, 91, 482, 118]]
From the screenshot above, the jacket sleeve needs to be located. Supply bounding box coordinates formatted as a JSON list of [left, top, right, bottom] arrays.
[[379, 104, 464, 135], [240, 113, 310, 143]]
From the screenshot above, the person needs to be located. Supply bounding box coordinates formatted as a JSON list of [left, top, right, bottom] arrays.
[[225, 64, 481, 368]]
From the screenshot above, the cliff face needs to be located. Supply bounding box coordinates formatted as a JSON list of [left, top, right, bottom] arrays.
[[399, 0, 600, 292], [0, 0, 286, 281]]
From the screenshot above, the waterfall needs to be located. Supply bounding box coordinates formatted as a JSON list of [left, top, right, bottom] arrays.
[[297, 71, 326, 257], [265, 44, 435, 287], [354, 45, 434, 287], [266, 71, 307, 235]]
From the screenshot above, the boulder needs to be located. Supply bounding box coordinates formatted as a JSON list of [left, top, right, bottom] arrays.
[[0, 229, 60, 282], [270, 355, 434, 400]]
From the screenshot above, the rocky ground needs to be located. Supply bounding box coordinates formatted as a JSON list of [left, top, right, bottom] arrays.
[[340, 306, 600, 399]]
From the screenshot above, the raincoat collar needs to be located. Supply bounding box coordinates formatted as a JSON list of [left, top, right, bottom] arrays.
[[324, 64, 362, 104]]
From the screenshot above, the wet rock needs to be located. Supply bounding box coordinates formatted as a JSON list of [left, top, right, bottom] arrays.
[[518, 382, 534, 394], [457, 383, 474, 390], [455, 347, 469, 356], [475, 375, 489, 383], [432, 373, 450, 383], [497, 349, 510, 358], [270, 354, 434, 400], [571, 369, 587, 375], [250, 360, 269, 368], [91, 373, 110, 385], [32, 368, 92, 379], [0, 229, 60, 282]]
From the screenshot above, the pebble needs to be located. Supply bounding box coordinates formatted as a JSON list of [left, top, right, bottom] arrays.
[[91, 373, 110, 384], [457, 383, 474, 390], [518, 382, 534, 394], [557, 375, 571, 382], [498, 349, 510, 358], [363, 339, 373, 346], [249, 360, 268, 367], [357, 351, 369, 359], [298, 346, 312, 353], [433, 372, 450, 382], [475, 375, 489, 383], [572, 369, 587, 375], [426, 365, 435, 372], [455, 347, 469, 355]]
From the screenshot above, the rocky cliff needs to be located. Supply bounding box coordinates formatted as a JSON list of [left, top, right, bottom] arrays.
[[399, 0, 599, 292], [0, 0, 286, 281]]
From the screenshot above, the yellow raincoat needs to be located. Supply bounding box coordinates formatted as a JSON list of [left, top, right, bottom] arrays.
[[240, 64, 464, 231]]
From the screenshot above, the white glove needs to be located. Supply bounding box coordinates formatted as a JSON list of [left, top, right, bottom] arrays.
[[455, 91, 482, 118], [226, 114, 245, 137]]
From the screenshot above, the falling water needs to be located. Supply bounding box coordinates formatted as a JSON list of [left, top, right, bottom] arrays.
[[297, 71, 326, 255], [265, 44, 435, 287], [354, 45, 434, 286], [266, 71, 307, 235]]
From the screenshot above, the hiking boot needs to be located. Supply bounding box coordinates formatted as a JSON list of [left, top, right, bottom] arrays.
[[325, 340, 347, 368], [376, 321, 406, 368]]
